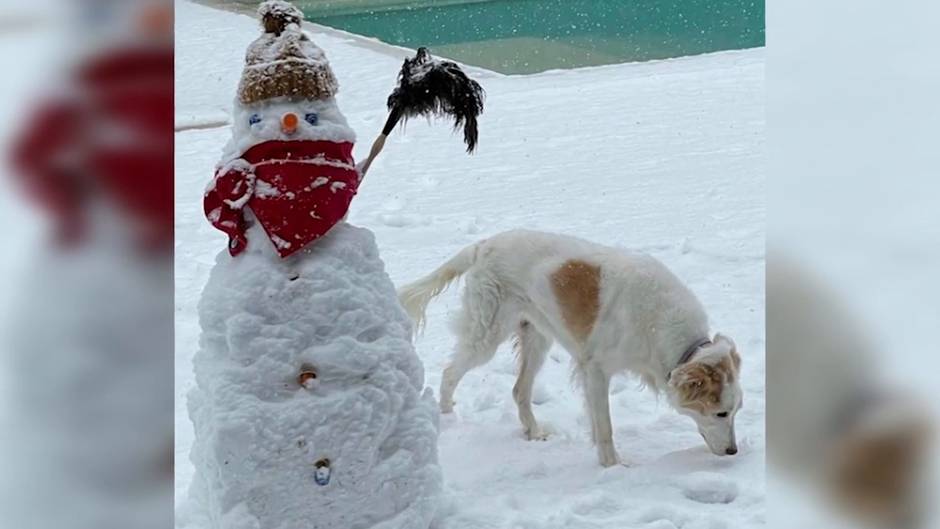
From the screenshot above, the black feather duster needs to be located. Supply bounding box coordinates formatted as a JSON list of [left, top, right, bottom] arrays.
[[359, 48, 485, 176], [384, 47, 485, 152]]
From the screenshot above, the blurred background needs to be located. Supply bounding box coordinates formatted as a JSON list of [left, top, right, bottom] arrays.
[[768, 0, 939, 527], [0, 1, 172, 528]]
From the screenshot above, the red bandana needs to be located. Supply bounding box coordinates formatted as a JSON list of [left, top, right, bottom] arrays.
[[12, 48, 174, 251], [204, 140, 359, 258]]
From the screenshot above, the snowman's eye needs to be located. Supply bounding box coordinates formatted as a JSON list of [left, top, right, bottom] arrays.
[[304, 113, 318, 126], [249, 114, 261, 125]]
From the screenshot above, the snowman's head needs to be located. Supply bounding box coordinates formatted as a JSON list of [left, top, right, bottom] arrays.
[[222, 96, 356, 162], [230, 96, 355, 146]]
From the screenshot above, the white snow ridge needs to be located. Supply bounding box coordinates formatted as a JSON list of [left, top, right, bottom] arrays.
[[179, 223, 442, 529]]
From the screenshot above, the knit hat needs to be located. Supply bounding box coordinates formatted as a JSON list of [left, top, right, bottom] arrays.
[[237, 1, 338, 105]]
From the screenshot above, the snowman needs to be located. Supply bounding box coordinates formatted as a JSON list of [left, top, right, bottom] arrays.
[[180, 2, 464, 528]]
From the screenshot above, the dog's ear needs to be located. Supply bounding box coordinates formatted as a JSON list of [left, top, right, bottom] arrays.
[[714, 333, 741, 370], [670, 362, 721, 406]]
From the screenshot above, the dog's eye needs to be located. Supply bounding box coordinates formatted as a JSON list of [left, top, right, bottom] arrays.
[[304, 112, 318, 125], [716, 412, 728, 418]]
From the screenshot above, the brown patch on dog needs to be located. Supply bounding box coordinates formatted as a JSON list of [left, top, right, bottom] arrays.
[[672, 357, 737, 414], [828, 420, 930, 527], [551, 260, 601, 343]]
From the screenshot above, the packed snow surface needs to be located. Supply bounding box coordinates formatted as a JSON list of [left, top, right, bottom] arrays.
[[176, 0, 765, 527]]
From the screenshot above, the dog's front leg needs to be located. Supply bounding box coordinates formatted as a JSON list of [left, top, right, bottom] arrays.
[[583, 362, 619, 467]]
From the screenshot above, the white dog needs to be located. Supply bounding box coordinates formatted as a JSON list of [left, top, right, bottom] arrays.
[[399, 230, 743, 466]]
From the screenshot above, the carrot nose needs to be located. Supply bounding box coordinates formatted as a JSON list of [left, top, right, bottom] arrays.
[[282, 113, 299, 134]]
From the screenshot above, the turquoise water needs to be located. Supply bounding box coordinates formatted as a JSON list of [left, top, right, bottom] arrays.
[[297, 0, 765, 74]]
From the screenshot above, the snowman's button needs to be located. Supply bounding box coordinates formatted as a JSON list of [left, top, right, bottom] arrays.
[[314, 458, 331, 486], [298, 365, 318, 388]]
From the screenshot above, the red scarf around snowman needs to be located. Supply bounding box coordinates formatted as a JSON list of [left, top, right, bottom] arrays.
[[205, 1, 484, 258]]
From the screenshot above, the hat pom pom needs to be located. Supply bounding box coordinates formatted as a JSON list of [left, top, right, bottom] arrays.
[[259, 0, 304, 35]]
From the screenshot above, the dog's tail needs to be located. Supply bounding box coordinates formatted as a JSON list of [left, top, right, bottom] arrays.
[[398, 241, 480, 334]]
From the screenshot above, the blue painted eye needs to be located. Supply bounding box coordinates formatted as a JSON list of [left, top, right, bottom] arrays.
[[304, 113, 318, 125], [249, 114, 261, 125]]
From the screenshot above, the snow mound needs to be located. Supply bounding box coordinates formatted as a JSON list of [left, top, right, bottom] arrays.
[[180, 223, 442, 529], [675, 472, 739, 504]]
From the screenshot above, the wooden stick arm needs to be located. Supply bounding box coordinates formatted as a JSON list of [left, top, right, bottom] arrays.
[[357, 133, 387, 177], [357, 107, 401, 177]]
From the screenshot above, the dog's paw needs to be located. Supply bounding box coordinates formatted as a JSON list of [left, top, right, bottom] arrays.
[[597, 447, 621, 468], [523, 427, 549, 441]]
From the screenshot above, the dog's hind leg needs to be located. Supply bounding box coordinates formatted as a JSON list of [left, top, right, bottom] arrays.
[[439, 275, 514, 414], [513, 320, 552, 440]]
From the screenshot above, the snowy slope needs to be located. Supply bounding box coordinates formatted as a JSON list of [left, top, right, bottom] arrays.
[[175, 1, 765, 527]]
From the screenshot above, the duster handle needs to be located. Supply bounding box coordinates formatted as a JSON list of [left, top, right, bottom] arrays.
[[358, 107, 403, 177], [358, 133, 386, 177]]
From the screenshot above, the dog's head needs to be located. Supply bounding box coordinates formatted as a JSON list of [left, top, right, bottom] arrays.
[[668, 334, 743, 456]]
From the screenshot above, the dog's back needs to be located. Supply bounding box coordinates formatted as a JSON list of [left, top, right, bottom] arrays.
[[469, 229, 606, 286], [462, 230, 708, 357]]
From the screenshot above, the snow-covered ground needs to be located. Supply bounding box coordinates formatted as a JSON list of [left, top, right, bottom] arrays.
[[175, 1, 765, 527]]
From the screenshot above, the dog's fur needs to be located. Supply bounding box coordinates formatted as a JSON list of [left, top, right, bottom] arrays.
[[767, 255, 932, 528], [399, 230, 743, 466]]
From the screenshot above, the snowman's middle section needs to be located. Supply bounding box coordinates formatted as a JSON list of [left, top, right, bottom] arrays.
[[191, 222, 441, 529]]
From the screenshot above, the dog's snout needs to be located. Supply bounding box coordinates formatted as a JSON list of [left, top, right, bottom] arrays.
[[725, 447, 738, 455]]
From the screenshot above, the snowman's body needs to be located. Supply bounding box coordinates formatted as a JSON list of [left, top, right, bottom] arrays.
[[183, 223, 442, 529], [183, 8, 442, 528]]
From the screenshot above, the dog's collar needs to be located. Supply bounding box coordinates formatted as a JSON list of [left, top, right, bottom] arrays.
[[668, 337, 711, 380], [830, 387, 889, 436]]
